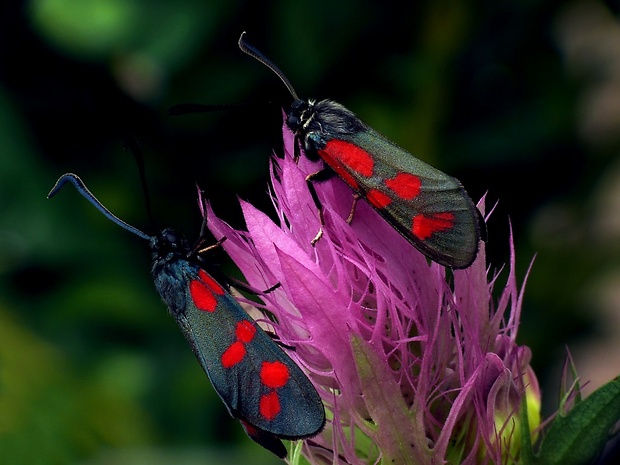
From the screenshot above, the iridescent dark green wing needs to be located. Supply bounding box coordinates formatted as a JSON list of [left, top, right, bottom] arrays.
[[316, 127, 481, 268]]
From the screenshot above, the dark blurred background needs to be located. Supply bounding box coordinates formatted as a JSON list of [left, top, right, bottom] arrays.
[[2, 1, 620, 464]]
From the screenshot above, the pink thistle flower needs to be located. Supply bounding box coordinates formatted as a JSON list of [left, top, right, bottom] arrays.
[[204, 123, 541, 464]]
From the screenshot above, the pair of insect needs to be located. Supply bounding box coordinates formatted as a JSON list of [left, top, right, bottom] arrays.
[[49, 33, 483, 459]]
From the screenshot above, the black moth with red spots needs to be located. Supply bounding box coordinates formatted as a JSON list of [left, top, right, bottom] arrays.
[[48, 174, 325, 459], [240, 33, 483, 269]]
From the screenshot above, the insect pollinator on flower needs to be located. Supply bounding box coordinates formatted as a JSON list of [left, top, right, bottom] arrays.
[[238, 32, 483, 269], [48, 173, 325, 459]]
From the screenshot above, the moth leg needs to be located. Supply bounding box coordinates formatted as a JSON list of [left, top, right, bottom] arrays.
[[293, 134, 302, 162], [305, 169, 335, 245], [266, 332, 296, 351], [262, 282, 282, 294], [194, 236, 227, 256], [310, 229, 323, 246], [230, 279, 281, 295], [346, 193, 361, 224]]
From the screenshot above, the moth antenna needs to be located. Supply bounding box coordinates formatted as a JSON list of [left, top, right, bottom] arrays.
[[48, 173, 151, 241], [122, 134, 156, 228], [238, 32, 299, 100], [195, 236, 227, 256], [195, 184, 210, 240]]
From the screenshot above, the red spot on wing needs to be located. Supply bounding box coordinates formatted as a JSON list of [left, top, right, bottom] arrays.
[[260, 361, 290, 389], [190, 270, 226, 312], [259, 391, 281, 421], [385, 173, 421, 200], [318, 140, 374, 189], [190, 280, 218, 312], [241, 420, 257, 436], [222, 341, 246, 368], [236, 320, 257, 343], [366, 189, 392, 209], [197, 269, 225, 295], [412, 212, 455, 240]]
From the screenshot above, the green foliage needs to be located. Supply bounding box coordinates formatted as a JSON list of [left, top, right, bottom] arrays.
[[0, 306, 152, 465], [535, 377, 620, 465]]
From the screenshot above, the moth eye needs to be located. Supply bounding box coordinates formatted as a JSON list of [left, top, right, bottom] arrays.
[[291, 99, 305, 111], [287, 115, 300, 128]]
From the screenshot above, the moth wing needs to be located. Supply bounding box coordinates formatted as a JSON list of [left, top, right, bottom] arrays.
[[174, 265, 325, 439], [321, 128, 481, 268]]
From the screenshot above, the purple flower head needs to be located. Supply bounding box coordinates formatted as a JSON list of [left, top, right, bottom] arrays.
[[203, 122, 540, 464]]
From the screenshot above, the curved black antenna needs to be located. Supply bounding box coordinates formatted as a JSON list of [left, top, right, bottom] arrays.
[[195, 184, 209, 240], [48, 173, 151, 241], [238, 32, 299, 100], [122, 134, 155, 228]]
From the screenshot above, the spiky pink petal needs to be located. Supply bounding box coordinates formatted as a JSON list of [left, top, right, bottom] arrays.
[[204, 122, 540, 464]]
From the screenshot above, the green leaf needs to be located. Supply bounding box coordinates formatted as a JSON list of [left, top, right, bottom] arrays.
[[519, 392, 536, 465], [535, 376, 620, 465]]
